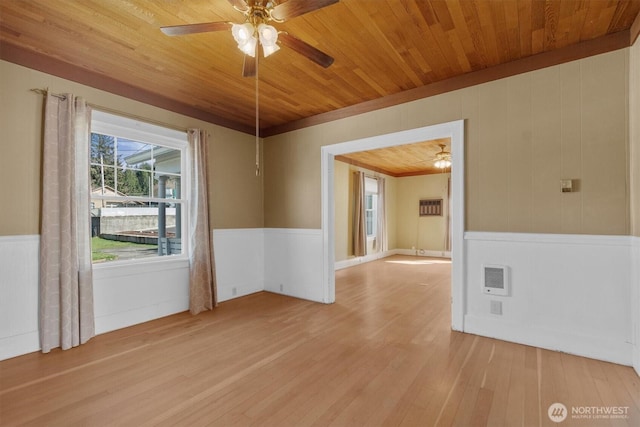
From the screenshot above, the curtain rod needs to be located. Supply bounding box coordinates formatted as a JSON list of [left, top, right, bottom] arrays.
[[30, 88, 188, 133], [31, 88, 66, 99]]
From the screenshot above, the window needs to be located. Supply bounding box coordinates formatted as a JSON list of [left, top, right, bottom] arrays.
[[365, 193, 377, 237], [364, 177, 378, 238], [90, 111, 188, 263]]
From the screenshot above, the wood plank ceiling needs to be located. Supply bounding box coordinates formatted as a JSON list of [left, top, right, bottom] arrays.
[[336, 139, 451, 177], [1, 0, 639, 138]]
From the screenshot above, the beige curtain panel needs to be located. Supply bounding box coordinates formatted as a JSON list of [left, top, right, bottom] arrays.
[[39, 93, 95, 353], [188, 129, 217, 314], [353, 171, 366, 257]]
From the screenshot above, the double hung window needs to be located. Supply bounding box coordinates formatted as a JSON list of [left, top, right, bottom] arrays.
[[89, 111, 188, 263]]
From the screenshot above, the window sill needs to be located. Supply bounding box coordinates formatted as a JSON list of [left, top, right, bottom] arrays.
[[93, 255, 189, 280]]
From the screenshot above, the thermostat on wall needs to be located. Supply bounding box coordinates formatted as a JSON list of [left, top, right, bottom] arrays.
[[482, 264, 510, 296]]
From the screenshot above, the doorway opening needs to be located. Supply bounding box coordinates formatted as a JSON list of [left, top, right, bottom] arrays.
[[321, 120, 465, 331]]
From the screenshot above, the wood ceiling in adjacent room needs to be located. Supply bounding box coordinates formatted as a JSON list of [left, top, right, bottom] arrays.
[[336, 139, 451, 177], [1, 1, 639, 136]]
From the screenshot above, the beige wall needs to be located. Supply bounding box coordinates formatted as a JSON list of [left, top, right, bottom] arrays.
[[396, 173, 450, 252], [3, 46, 631, 237], [631, 38, 640, 237], [264, 49, 630, 235], [0, 60, 263, 236]]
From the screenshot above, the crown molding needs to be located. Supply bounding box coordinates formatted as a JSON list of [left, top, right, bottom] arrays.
[[0, 42, 255, 135], [262, 30, 630, 137]]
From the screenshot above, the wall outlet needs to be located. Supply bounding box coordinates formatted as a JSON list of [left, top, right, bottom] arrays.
[[490, 300, 502, 315], [232, 287, 237, 296], [279, 284, 283, 292]]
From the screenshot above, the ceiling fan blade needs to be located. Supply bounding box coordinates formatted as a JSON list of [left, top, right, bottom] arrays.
[[243, 54, 256, 77], [271, 0, 339, 21], [160, 21, 231, 36], [278, 33, 334, 68], [226, 0, 249, 11]]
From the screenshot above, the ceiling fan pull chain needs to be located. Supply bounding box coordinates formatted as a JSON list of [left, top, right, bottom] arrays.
[[255, 53, 260, 177]]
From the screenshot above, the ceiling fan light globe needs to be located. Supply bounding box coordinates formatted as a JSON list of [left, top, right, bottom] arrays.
[[232, 23, 255, 44], [238, 36, 257, 57], [258, 23, 278, 45], [262, 42, 280, 57], [434, 159, 451, 169]]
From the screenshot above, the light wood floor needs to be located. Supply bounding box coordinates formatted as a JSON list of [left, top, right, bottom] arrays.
[[1, 255, 638, 426]]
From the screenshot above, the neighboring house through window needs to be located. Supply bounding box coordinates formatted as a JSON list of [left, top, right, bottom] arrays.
[[90, 111, 188, 263]]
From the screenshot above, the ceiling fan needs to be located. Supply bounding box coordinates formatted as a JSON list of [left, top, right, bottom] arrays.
[[433, 144, 451, 169], [410, 143, 451, 170], [160, 0, 338, 77]]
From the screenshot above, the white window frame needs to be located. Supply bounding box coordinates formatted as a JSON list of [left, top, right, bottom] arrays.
[[364, 176, 378, 240], [90, 110, 190, 268]]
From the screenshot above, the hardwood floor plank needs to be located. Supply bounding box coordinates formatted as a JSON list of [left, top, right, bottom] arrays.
[[522, 346, 542, 425], [485, 341, 516, 426], [1, 256, 638, 426]]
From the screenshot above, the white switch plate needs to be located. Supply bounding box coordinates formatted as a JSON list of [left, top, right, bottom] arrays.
[[490, 300, 502, 315]]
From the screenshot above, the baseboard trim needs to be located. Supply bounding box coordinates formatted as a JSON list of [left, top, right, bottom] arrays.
[[0, 331, 40, 361], [217, 283, 263, 303], [335, 250, 398, 270], [394, 248, 451, 258], [95, 300, 187, 335]]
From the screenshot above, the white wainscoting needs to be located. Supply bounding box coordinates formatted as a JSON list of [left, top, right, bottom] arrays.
[[213, 228, 264, 302], [264, 228, 325, 303], [93, 258, 190, 334], [0, 235, 40, 361], [0, 228, 266, 361], [632, 236, 640, 375], [95, 228, 267, 333], [3, 230, 636, 368], [464, 232, 633, 366]]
